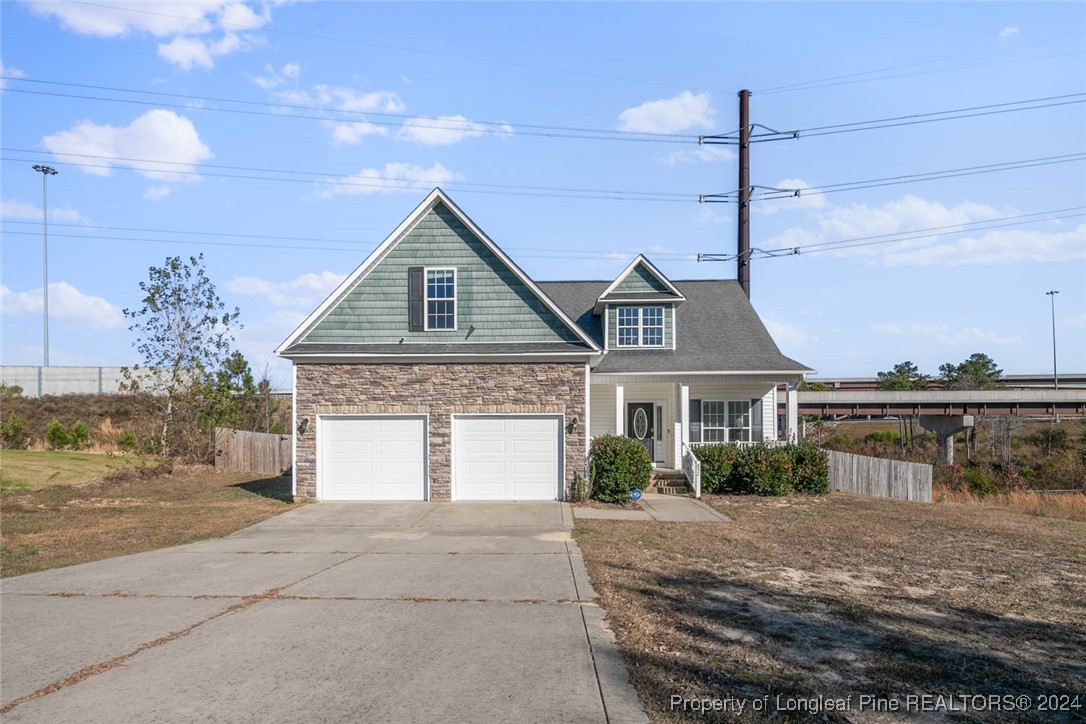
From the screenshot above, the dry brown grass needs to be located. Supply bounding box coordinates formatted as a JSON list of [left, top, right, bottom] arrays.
[[937, 488, 1086, 521], [1, 464, 297, 577], [575, 493, 1086, 722]]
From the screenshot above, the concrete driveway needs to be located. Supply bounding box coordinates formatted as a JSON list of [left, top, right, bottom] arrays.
[[0, 503, 647, 723]]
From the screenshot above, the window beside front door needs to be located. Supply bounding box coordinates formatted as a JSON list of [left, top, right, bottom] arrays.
[[615, 305, 665, 347], [701, 400, 751, 442]]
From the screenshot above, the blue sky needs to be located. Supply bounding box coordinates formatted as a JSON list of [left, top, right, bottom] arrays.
[[2, 1, 1084, 386]]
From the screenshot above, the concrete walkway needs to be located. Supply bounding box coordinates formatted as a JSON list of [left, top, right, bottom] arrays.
[[573, 494, 729, 522], [0, 503, 647, 724]]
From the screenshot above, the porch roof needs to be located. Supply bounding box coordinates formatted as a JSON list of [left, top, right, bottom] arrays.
[[537, 279, 813, 375]]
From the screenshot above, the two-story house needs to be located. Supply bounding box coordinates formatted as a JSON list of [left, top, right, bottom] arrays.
[[277, 188, 812, 502]]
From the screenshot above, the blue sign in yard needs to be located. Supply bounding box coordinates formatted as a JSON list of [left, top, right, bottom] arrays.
[[630, 489, 642, 501]]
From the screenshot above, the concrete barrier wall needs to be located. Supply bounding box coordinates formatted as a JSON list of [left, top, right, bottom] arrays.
[[0, 366, 170, 397], [826, 449, 932, 503]]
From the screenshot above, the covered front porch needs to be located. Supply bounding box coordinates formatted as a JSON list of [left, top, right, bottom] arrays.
[[588, 373, 804, 470]]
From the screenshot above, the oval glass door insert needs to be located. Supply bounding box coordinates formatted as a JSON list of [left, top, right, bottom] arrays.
[[633, 408, 649, 439]]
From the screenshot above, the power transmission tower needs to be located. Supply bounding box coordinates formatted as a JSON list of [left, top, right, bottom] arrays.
[[697, 90, 797, 297]]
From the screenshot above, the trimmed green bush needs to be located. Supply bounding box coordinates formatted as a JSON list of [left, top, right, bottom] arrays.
[[790, 441, 830, 494], [693, 441, 830, 497], [693, 443, 742, 494], [589, 434, 652, 504], [45, 419, 72, 450]]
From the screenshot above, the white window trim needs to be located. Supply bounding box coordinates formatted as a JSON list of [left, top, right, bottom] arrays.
[[615, 305, 665, 348], [423, 266, 457, 332], [701, 400, 752, 443]]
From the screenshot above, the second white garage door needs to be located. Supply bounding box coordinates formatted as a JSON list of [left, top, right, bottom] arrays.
[[319, 416, 426, 501], [453, 416, 562, 500]]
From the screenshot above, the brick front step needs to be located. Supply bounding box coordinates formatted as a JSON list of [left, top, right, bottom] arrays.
[[647, 485, 692, 496]]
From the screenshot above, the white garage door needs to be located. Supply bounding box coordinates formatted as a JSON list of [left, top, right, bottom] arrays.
[[453, 416, 562, 500], [319, 416, 426, 500]]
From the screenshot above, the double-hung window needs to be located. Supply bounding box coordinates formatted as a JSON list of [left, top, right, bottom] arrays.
[[615, 306, 665, 347], [701, 400, 751, 442], [425, 268, 456, 330]]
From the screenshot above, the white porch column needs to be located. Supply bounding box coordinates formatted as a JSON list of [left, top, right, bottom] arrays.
[[785, 383, 799, 442], [678, 383, 690, 463], [615, 384, 624, 436]]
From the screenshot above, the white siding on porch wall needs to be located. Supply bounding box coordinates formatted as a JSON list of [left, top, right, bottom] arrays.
[[590, 383, 674, 466], [590, 384, 616, 437]]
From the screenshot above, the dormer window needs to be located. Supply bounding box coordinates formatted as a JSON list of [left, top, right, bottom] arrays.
[[425, 268, 456, 330], [616, 305, 664, 347]]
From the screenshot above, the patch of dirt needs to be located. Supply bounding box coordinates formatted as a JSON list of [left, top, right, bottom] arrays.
[[574, 493, 1086, 722]]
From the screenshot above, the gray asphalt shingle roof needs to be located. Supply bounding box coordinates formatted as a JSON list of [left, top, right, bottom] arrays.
[[537, 280, 812, 374]]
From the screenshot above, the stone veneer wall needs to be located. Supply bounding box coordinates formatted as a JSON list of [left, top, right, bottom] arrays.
[[293, 362, 587, 501]]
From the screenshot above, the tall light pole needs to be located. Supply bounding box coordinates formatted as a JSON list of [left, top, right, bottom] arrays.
[[32, 164, 57, 367], [1046, 290, 1059, 391]]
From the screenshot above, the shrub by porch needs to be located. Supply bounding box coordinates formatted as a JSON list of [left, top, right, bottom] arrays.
[[588, 434, 652, 503], [693, 442, 829, 496]]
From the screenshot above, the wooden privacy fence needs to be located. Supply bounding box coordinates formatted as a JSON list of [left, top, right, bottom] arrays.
[[214, 427, 291, 475], [825, 450, 932, 503]]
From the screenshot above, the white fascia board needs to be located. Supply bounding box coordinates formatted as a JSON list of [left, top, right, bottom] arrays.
[[596, 254, 687, 303], [286, 352, 602, 364], [591, 369, 815, 377], [276, 188, 601, 356]]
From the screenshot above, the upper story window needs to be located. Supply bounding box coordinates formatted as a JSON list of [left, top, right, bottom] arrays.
[[426, 268, 456, 330], [616, 305, 664, 347]]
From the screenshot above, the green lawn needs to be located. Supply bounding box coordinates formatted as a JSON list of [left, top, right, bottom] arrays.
[[0, 450, 158, 492]]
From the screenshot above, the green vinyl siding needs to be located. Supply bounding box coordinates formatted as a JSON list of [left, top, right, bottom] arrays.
[[303, 202, 580, 344], [613, 263, 671, 294], [607, 304, 673, 348]]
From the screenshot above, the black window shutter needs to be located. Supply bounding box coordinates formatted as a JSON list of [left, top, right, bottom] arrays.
[[750, 398, 763, 441], [408, 267, 424, 332], [689, 399, 701, 443]]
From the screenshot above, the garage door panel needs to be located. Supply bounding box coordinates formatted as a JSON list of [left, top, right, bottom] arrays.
[[320, 416, 426, 501], [454, 416, 561, 501]]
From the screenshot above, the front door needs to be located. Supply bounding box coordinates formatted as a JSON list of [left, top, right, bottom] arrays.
[[627, 402, 654, 461]]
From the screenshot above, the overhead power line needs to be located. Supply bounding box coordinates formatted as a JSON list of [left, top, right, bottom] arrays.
[[700, 153, 1086, 204], [0, 154, 696, 203], [0, 228, 699, 261], [697, 207, 1086, 262], [0, 147, 694, 199], [701, 92, 1086, 144], [1, 80, 694, 144]]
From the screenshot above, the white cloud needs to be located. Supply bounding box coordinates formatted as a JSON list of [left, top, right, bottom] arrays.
[[25, 1, 270, 69], [661, 145, 735, 166], [617, 91, 715, 134], [1, 199, 87, 222], [0, 60, 25, 89], [874, 322, 1021, 346], [757, 178, 829, 215], [0, 282, 124, 329], [765, 195, 1007, 257], [764, 317, 817, 348], [226, 271, 346, 308], [252, 61, 300, 90], [999, 26, 1019, 38], [1065, 313, 1086, 329], [317, 163, 460, 197], [42, 109, 213, 182], [881, 223, 1086, 267], [326, 121, 388, 145], [143, 185, 173, 200], [270, 84, 405, 145], [397, 115, 505, 146]]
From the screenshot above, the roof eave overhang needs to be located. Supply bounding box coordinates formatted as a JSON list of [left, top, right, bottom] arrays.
[[284, 351, 603, 364]]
